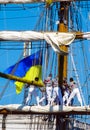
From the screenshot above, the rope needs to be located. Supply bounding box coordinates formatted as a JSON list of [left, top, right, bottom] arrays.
[[53, 52, 57, 77], [70, 52, 86, 106], [49, 48, 54, 74], [34, 8, 45, 31], [43, 48, 48, 79]]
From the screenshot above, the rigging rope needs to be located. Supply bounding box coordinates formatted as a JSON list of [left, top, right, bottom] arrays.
[[70, 52, 86, 106], [81, 40, 90, 105], [34, 8, 45, 31], [72, 2, 88, 31], [54, 53, 58, 77], [49, 48, 54, 74]]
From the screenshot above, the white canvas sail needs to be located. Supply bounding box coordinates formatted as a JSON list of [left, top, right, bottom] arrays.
[[0, 31, 75, 54], [0, 0, 74, 4]]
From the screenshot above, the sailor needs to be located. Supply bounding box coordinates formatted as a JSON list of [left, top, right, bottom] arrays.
[[22, 83, 29, 105], [25, 77, 40, 106], [44, 74, 53, 105], [51, 76, 63, 105], [66, 77, 83, 106], [62, 78, 70, 105], [36, 74, 53, 106]]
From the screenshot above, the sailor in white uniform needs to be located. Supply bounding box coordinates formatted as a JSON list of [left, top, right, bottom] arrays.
[[51, 76, 63, 105], [44, 74, 53, 105], [66, 77, 83, 106], [25, 77, 40, 106], [36, 74, 53, 106], [25, 85, 40, 105], [62, 78, 70, 105]]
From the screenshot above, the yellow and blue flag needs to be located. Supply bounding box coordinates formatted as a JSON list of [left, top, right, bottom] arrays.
[[4, 50, 43, 94]]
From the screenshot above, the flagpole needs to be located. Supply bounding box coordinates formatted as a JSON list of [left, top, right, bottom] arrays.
[[0, 72, 44, 87]]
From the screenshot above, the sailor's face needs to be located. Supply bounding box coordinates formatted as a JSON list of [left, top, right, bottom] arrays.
[[48, 76, 52, 80], [70, 81, 73, 86]]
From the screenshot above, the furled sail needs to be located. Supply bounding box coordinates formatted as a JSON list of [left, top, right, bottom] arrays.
[[0, 0, 74, 4], [0, 31, 75, 55]]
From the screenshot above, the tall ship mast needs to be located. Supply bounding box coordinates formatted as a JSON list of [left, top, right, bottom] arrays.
[[0, 0, 90, 130]]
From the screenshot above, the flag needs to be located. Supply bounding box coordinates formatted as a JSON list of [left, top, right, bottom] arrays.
[[5, 50, 43, 94], [15, 65, 42, 94]]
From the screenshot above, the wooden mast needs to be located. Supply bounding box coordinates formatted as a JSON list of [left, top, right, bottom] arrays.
[[58, 2, 69, 88], [57, 2, 70, 130]]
